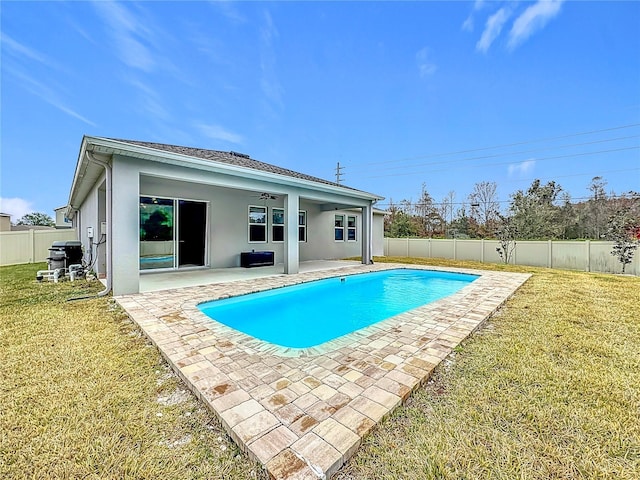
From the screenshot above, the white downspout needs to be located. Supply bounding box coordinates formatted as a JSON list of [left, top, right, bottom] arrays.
[[86, 151, 112, 297]]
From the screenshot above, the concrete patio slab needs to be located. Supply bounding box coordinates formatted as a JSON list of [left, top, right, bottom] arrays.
[[116, 263, 530, 479]]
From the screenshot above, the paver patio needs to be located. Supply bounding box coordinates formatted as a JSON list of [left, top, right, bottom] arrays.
[[116, 263, 530, 479]]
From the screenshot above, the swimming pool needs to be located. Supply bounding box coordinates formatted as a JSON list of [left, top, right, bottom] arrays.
[[198, 269, 478, 348]]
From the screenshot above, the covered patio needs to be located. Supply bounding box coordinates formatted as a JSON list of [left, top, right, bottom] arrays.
[[139, 259, 360, 293]]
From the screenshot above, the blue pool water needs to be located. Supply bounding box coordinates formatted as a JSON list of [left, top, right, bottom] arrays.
[[198, 269, 478, 349]]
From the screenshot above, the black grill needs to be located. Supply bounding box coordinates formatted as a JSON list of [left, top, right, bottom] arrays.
[[47, 241, 83, 270]]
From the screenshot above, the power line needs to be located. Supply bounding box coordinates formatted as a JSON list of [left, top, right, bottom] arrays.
[[377, 190, 640, 209], [354, 134, 640, 173], [361, 145, 640, 179], [375, 171, 640, 208], [498, 167, 640, 186], [349, 122, 640, 169]]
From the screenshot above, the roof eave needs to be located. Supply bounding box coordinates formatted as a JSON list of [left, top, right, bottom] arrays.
[[86, 136, 384, 202]]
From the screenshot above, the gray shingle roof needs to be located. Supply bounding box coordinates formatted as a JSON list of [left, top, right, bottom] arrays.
[[106, 138, 361, 192]]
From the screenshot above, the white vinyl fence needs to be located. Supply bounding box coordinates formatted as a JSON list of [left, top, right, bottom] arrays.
[[383, 238, 639, 276], [0, 229, 77, 266]]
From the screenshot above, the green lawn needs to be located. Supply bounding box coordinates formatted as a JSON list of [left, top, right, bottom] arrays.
[[0, 263, 267, 480], [2, 259, 639, 479], [337, 257, 640, 479]]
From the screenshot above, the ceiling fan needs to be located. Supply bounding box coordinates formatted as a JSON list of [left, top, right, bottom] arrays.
[[253, 192, 278, 201]]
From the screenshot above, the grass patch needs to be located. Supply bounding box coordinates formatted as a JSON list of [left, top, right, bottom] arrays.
[[336, 257, 640, 479], [0, 263, 267, 480], [3, 259, 639, 479]]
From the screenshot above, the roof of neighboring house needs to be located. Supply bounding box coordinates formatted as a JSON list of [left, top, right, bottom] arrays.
[[108, 138, 358, 192]]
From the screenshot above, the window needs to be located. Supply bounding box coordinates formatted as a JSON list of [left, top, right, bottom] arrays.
[[298, 211, 307, 242], [347, 215, 357, 241], [272, 208, 284, 242], [248, 206, 267, 242], [334, 214, 344, 241]]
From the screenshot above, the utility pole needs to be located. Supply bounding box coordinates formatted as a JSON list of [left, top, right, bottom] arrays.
[[335, 162, 345, 184]]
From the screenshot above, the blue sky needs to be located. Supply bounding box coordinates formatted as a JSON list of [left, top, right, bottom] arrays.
[[1, 1, 639, 220]]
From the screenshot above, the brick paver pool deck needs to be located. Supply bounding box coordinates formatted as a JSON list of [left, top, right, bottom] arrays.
[[116, 263, 530, 479]]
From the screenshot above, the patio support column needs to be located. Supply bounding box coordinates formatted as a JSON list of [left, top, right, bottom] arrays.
[[284, 192, 299, 274], [111, 157, 140, 295], [361, 203, 373, 264]]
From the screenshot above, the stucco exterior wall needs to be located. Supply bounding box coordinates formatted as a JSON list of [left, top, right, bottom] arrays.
[[75, 174, 102, 273], [373, 213, 384, 257], [139, 175, 370, 267], [72, 151, 380, 294]]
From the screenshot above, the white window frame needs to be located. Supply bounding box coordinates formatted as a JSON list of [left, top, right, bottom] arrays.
[[248, 205, 267, 243], [298, 210, 307, 242], [272, 207, 285, 243], [334, 214, 345, 242], [347, 215, 357, 242]]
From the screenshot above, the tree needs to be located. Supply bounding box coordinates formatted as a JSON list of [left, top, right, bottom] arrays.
[[386, 211, 421, 238], [587, 176, 608, 239], [440, 191, 456, 237], [558, 192, 580, 239], [495, 214, 517, 264], [450, 204, 478, 238], [510, 179, 563, 239], [16, 212, 55, 227], [468, 181, 500, 238], [415, 183, 442, 237], [604, 206, 639, 274], [141, 210, 172, 240]]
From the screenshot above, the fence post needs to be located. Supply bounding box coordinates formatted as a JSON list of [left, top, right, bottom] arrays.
[[548, 240, 552, 268], [586, 240, 591, 272], [480, 238, 485, 263], [29, 229, 36, 263], [406, 237, 409, 257], [428, 238, 432, 258], [453, 238, 457, 260]]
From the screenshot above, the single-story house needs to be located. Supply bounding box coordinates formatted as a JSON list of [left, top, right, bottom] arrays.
[[54, 206, 73, 229], [66, 136, 385, 295]]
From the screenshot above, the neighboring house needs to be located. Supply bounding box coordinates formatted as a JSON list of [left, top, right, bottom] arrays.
[[54, 206, 73, 229], [0, 213, 11, 232], [0, 213, 55, 232], [66, 136, 385, 295]]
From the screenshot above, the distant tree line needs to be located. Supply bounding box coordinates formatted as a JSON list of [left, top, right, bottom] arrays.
[[384, 176, 640, 272], [384, 176, 639, 242]]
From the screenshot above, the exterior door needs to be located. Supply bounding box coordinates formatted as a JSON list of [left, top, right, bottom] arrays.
[[178, 200, 207, 268], [139, 196, 207, 270]]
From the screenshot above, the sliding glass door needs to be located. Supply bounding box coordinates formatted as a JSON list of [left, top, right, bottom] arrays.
[[139, 196, 207, 271]]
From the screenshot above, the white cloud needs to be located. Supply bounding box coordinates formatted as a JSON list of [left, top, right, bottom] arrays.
[[416, 47, 437, 77], [476, 8, 511, 53], [462, 16, 475, 32], [1, 33, 52, 66], [462, 0, 488, 32], [194, 123, 244, 144], [508, 0, 565, 50], [92, 1, 156, 72], [474, 0, 486, 9], [210, 0, 246, 24], [125, 77, 171, 121], [0, 197, 35, 221], [259, 10, 284, 111], [508, 159, 536, 177], [5, 67, 96, 126]]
